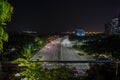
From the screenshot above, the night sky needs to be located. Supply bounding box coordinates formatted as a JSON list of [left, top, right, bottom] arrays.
[[7, 0, 120, 33]]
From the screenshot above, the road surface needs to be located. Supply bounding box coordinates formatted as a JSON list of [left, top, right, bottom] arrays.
[[31, 37, 94, 75]]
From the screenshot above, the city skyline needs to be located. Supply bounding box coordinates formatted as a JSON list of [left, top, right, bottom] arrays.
[[7, 0, 120, 33]]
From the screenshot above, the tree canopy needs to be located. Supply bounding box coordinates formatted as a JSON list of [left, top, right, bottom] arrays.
[[0, 0, 13, 53]]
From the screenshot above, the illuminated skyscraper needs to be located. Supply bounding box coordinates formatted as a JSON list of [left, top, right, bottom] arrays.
[[105, 15, 120, 35]]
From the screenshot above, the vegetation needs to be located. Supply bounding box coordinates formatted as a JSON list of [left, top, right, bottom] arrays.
[[0, 0, 14, 79], [80, 35, 120, 60], [86, 62, 120, 80], [0, 32, 45, 61], [0, 0, 13, 53]]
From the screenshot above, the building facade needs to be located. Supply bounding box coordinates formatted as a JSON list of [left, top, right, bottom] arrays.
[[105, 15, 120, 35]]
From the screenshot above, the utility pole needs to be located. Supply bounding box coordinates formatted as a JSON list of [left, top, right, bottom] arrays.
[[58, 39, 62, 61], [58, 44, 61, 60], [115, 60, 119, 80]]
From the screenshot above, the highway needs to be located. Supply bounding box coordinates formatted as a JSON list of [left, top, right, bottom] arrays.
[[31, 37, 94, 75]]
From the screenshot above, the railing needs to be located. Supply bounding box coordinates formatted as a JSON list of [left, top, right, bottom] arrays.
[[29, 60, 120, 80], [0, 60, 119, 80], [29, 60, 115, 63]]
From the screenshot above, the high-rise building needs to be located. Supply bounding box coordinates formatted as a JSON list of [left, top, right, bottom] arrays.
[[105, 15, 120, 35]]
